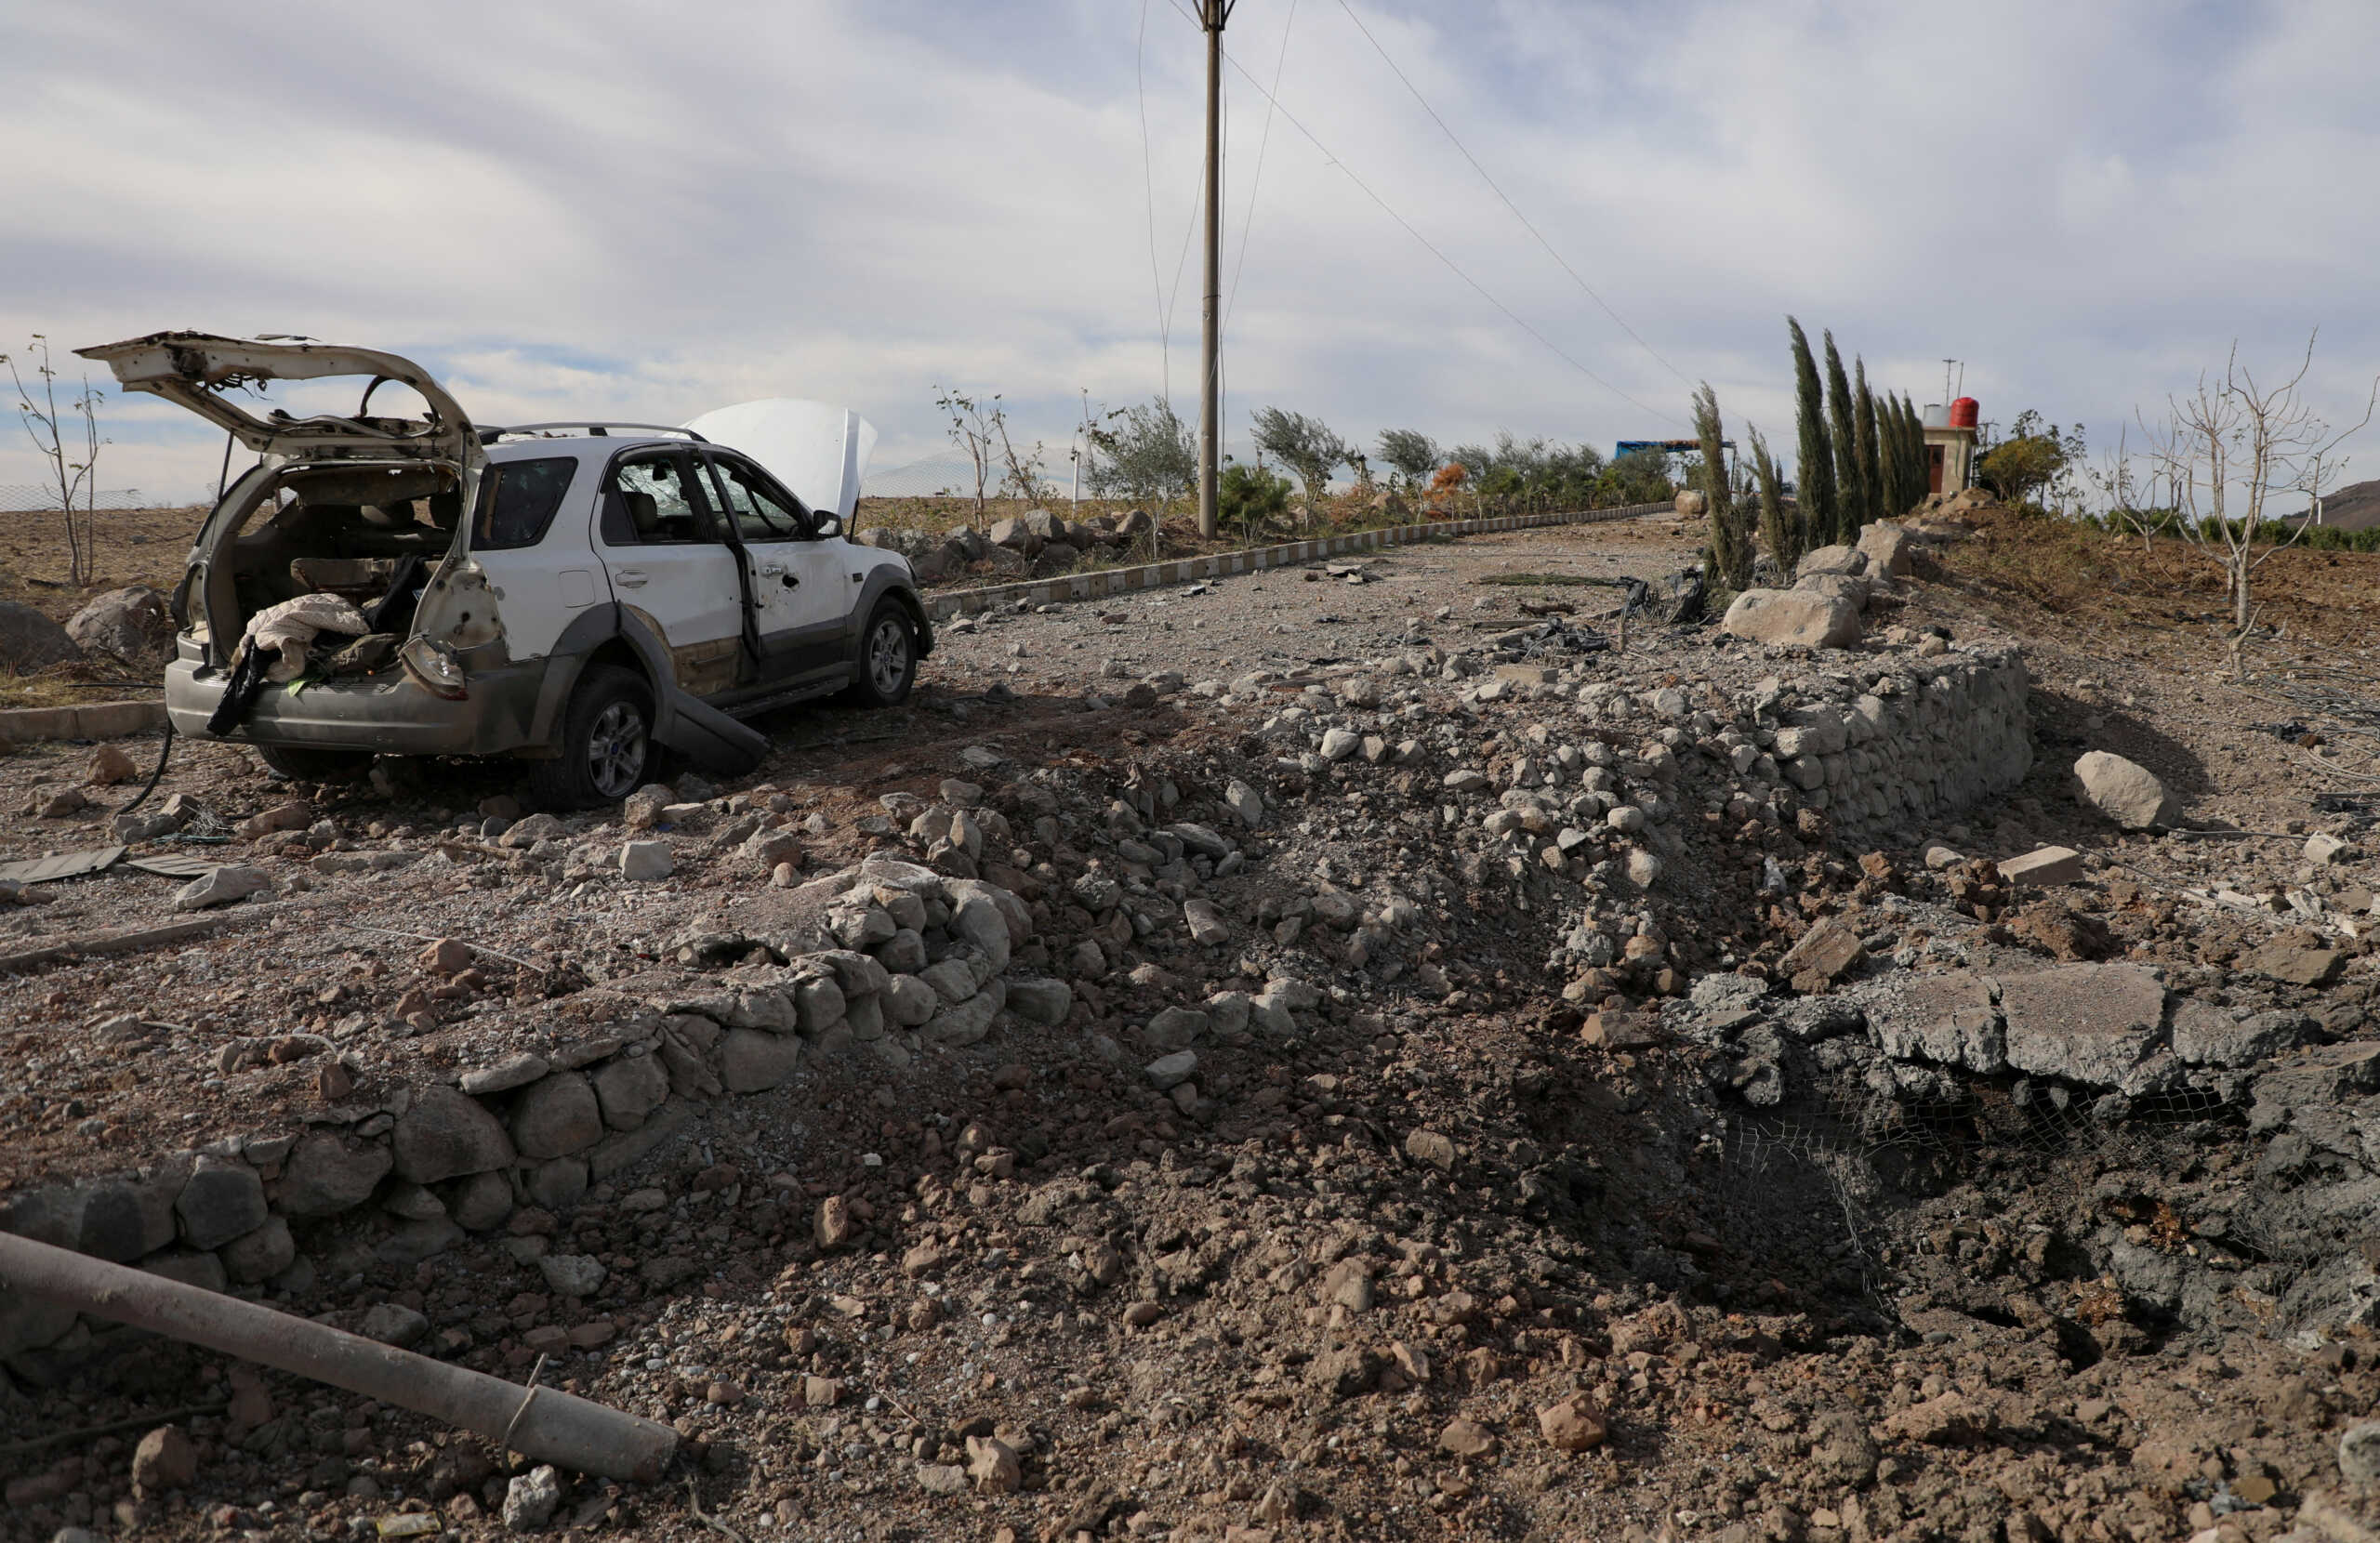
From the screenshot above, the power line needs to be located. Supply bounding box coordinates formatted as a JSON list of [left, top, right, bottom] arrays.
[[1330, 0, 1696, 391], [1162, 0, 1684, 428], [1224, 0, 1296, 328]]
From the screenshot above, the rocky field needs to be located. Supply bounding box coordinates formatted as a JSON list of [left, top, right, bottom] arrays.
[[7, 505, 2380, 1543]]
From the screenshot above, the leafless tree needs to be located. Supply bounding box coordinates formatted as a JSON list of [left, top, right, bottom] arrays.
[[4, 336, 108, 587], [932, 385, 1001, 526], [2139, 332, 2376, 677], [2088, 426, 2156, 556]]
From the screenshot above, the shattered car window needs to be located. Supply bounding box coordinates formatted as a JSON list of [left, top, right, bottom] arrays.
[[472, 456, 578, 550], [601, 452, 713, 547], [708, 455, 810, 542]]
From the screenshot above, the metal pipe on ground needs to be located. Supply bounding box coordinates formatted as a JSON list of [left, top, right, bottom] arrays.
[[0, 1233, 676, 1483]]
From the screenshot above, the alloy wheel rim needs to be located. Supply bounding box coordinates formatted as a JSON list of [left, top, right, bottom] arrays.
[[588, 701, 646, 798], [869, 618, 909, 695]]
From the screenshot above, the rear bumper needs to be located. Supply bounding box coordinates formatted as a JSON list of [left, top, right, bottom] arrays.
[[164, 654, 558, 758]]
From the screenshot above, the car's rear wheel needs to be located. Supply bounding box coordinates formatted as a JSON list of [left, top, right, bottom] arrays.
[[848, 602, 917, 706], [530, 664, 654, 809], [256, 744, 374, 782]]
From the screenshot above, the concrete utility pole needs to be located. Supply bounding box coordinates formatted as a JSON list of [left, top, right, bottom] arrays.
[[1197, 0, 1234, 540]]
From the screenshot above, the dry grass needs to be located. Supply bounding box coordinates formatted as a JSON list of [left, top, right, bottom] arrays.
[[1, 504, 202, 707], [1936, 503, 2380, 654]]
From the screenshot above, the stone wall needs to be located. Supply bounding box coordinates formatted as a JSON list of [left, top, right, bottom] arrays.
[[0, 859, 1051, 1368]]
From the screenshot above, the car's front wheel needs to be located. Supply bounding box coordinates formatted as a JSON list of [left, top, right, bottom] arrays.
[[530, 664, 654, 809], [848, 602, 918, 706]]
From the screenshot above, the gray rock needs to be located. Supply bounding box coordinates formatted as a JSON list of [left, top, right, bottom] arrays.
[[375, 1217, 465, 1267], [874, 928, 928, 974], [920, 957, 978, 1004], [1998, 964, 2167, 1088], [392, 1084, 515, 1184], [172, 865, 271, 912], [1145, 1049, 1198, 1090], [280, 1132, 393, 1217], [460, 1053, 549, 1096], [0, 600, 79, 672], [619, 839, 673, 880], [795, 974, 848, 1033], [1796, 544, 1869, 578], [525, 1157, 588, 1211], [721, 1027, 800, 1092], [592, 1052, 669, 1130], [2073, 750, 2176, 830], [1721, 588, 1861, 650], [360, 1302, 430, 1347], [498, 812, 564, 848], [1008, 978, 1073, 1026], [174, 1161, 268, 1251], [1224, 779, 1265, 827], [538, 1253, 607, 1298], [449, 1170, 516, 1231], [2341, 1421, 2380, 1485], [1183, 897, 1229, 945], [503, 1465, 563, 1532], [65, 586, 172, 659], [1145, 1007, 1209, 1051], [510, 1074, 604, 1159], [885, 975, 940, 1026], [219, 1217, 297, 1284], [924, 980, 1007, 1048]]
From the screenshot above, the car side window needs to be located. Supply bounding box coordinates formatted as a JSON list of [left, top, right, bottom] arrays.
[[472, 456, 578, 549], [707, 455, 813, 542], [600, 451, 715, 546]]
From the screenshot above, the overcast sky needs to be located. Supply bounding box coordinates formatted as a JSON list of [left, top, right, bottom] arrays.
[[6, 0, 2379, 505]]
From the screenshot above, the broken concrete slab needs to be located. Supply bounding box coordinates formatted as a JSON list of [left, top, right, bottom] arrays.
[[1997, 964, 2167, 1088], [2237, 940, 2344, 987]]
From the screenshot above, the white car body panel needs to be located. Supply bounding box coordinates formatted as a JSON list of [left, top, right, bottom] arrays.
[[681, 399, 878, 521]]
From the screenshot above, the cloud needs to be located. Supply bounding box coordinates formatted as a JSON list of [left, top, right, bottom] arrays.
[[5, 0, 2378, 505]]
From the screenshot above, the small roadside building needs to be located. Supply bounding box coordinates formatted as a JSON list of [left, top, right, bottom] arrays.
[[1923, 398, 1979, 495]]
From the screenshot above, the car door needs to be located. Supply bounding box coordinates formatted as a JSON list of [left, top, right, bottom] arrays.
[[702, 450, 853, 687], [594, 447, 748, 698]]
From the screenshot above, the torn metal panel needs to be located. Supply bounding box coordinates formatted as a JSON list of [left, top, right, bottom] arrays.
[[73, 333, 477, 467], [0, 848, 128, 885]]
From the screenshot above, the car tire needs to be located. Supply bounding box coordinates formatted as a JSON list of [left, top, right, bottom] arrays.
[[529, 664, 654, 809], [255, 744, 374, 782], [847, 601, 918, 707]]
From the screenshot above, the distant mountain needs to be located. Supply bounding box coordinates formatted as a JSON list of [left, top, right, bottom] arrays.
[[2299, 478, 2380, 532]]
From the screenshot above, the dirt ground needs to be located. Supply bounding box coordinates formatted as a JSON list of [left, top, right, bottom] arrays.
[[7, 508, 2380, 1543]]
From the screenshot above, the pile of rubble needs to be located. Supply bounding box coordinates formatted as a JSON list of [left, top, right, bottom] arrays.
[[854, 508, 1156, 585], [13, 524, 2380, 1542]]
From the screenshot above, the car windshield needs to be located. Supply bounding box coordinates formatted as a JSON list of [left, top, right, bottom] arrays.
[[708, 455, 811, 541], [473, 456, 578, 549]]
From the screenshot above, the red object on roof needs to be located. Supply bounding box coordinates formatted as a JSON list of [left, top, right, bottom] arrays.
[[1949, 397, 1979, 429]]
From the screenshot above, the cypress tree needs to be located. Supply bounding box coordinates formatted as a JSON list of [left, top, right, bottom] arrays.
[[1894, 386, 1913, 519], [1884, 380, 1904, 514], [1749, 426, 1795, 574], [1854, 360, 1883, 532], [1787, 317, 1831, 554], [1823, 332, 1861, 545], [1693, 383, 1752, 591], [1900, 393, 1927, 510]]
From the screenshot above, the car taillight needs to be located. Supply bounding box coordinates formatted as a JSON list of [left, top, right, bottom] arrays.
[[401, 637, 469, 699]]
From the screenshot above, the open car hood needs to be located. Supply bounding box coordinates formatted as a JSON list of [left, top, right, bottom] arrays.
[[75, 332, 474, 466], [682, 399, 877, 521]]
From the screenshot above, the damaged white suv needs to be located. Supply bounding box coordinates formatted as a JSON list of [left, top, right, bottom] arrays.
[[79, 334, 932, 805]]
